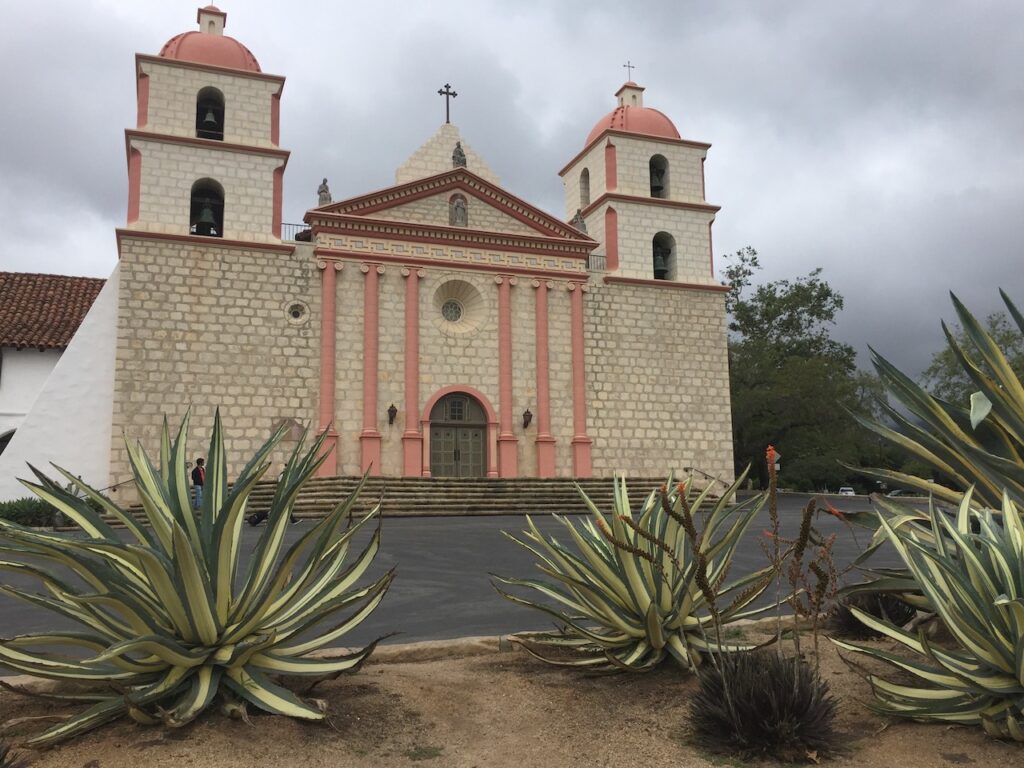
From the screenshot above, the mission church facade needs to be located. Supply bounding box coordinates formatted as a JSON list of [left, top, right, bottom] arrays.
[[1, 6, 735, 495]]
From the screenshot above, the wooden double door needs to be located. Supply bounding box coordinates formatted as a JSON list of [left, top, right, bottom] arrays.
[[429, 393, 487, 477]]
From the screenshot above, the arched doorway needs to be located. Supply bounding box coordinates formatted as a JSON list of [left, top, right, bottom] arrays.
[[429, 392, 487, 477]]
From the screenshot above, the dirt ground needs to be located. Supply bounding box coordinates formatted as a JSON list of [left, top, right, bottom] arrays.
[[1, 631, 1020, 768]]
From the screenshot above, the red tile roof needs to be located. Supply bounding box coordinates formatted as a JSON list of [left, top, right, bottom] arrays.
[[0, 272, 105, 350]]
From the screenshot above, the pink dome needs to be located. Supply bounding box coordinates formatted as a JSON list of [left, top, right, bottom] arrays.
[[159, 30, 261, 72], [586, 105, 680, 145]]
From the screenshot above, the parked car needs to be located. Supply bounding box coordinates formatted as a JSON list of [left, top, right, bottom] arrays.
[[837, 487, 856, 496]]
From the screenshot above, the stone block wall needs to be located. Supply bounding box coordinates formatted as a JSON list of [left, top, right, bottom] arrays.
[[370, 193, 539, 236], [562, 142, 608, 219], [584, 280, 734, 483], [611, 136, 707, 203], [130, 137, 282, 242], [111, 236, 319, 485], [395, 123, 498, 185], [325, 261, 581, 477], [613, 200, 716, 284], [139, 59, 281, 148]]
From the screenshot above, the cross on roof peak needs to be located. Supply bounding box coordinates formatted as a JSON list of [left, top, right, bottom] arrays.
[[438, 83, 457, 124]]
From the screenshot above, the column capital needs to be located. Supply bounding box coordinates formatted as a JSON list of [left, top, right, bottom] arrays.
[[317, 259, 343, 271], [401, 267, 426, 279]]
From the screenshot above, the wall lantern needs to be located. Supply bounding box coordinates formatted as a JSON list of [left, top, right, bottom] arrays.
[[387, 403, 398, 425], [522, 408, 533, 429]]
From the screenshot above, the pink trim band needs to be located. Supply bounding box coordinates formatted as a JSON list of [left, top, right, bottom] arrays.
[[316, 261, 340, 475], [603, 275, 729, 292], [136, 71, 149, 128], [272, 165, 284, 239], [604, 141, 617, 192], [360, 264, 383, 474], [127, 148, 142, 225], [497, 276, 518, 477], [402, 268, 424, 476], [604, 207, 618, 272], [533, 280, 556, 477], [569, 283, 593, 477]]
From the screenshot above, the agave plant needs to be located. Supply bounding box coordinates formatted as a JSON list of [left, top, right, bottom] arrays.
[[854, 291, 1024, 509], [832, 491, 1024, 740], [493, 472, 774, 671], [0, 412, 392, 747]]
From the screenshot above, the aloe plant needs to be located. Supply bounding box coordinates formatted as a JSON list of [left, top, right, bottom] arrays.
[[494, 473, 773, 671], [854, 291, 1024, 509], [832, 491, 1024, 741], [0, 413, 392, 747]]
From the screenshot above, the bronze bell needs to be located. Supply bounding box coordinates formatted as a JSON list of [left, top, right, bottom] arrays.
[[202, 108, 218, 128], [195, 203, 217, 235]]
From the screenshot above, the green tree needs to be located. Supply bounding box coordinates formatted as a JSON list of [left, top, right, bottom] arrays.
[[922, 310, 1024, 404], [724, 248, 875, 490]]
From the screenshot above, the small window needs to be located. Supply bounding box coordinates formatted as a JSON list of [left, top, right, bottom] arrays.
[[447, 398, 465, 421], [190, 178, 224, 237], [196, 87, 224, 141], [649, 155, 669, 199], [441, 299, 463, 322], [580, 168, 590, 208]]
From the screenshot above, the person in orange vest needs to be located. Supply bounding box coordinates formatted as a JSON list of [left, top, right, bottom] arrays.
[[191, 457, 205, 510]]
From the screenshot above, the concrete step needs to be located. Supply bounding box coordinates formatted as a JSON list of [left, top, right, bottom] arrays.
[[107, 476, 715, 525]]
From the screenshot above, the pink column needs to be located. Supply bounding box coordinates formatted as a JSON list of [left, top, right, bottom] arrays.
[[359, 264, 384, 475], [316, 259, 340, 476], [533, 280, 556, 477], [496, 275, 519, 477], [604, 207, 619, 272], [401, 268, 424, 476], [604, 141, 617, 191], [568, 282, 593, 477]]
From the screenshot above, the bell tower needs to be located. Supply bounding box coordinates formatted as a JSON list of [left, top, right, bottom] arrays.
[[125, 5, 288, 243], [559, 82, 720, 287]]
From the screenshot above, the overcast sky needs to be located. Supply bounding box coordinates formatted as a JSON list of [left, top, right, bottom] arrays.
[[2, 1, 1022, 377]]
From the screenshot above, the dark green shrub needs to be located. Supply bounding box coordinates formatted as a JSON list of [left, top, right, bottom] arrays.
[[0, 497, 54, 527], [829, 592, 916, 639], [690, 651, 839, 762]]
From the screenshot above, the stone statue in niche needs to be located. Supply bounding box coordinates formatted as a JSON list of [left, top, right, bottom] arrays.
[[570, 209, 587, 234], [452, 142, 467, 168], [317, 178, 332, 206], [450, 196, 468, 226]]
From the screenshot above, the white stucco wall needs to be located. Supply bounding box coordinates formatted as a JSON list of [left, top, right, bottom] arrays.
[[0, 267, 119, 502], [0, 347, 62, 436]]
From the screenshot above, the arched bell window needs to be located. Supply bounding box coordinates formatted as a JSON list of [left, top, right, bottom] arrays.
[[189, 179, 224, 237], [580, 168, 590, 208], [649, 154, 669, 199], [449, 194, 468, 227], [652, 231, 676, 281], [196, 87, 224, 140]]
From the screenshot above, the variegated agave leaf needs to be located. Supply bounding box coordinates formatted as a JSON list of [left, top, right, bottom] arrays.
[[493, 470, 773, 672], [832, 490, 1024, 741], [0, 412, 392, 747], [853, 291, 1024, 510]]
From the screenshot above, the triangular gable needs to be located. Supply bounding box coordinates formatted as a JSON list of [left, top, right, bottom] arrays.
[[310, 168, 591, 242]]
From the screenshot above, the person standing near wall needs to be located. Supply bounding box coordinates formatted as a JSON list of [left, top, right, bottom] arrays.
[[191, 457, 205, 510]]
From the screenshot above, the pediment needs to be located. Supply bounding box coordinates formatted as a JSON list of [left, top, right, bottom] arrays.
[[309, 169, 591, 242]]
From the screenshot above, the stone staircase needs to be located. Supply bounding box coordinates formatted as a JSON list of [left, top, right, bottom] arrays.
[[112, 475, 713, 524], [250, 475, 672, 520]]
